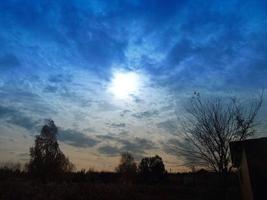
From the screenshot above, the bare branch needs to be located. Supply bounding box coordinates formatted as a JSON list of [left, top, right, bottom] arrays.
[[176, 92, 263, 174]]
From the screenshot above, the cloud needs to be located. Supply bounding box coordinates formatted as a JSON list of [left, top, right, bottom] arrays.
[[157, 120, 178, 135], [57, 1, 128, 74], [132, 110, 159, 119], [6, 115, 37, 132], [0, 105, 15, 117], [48, 74, 72, 83], [0, 105, 38, 132], [97, 101, 121, 111], [43, 85, 58, 93], [130, 95, 145, 104], [119, 137, 155, 154], [107, 123, 126, 128], [120, 110, 131, 117], [137, 0, 267, 91], [58, 129, 99, 148], [161, 138, 181, 156], [0, 89, 55, 116], [97, 145, 120, 156], [97, 136, 156, 158]]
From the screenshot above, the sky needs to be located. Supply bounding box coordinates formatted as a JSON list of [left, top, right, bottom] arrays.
[[0, 0, 267, 171]]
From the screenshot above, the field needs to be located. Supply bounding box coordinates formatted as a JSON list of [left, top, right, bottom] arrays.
[[0, 171, 241, 200]]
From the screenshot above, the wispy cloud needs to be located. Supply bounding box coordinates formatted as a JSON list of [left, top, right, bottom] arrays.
[[58, 129, 99, 148]]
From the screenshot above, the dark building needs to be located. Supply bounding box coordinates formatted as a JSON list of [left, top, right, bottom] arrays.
[[230, 138, 267, 200]]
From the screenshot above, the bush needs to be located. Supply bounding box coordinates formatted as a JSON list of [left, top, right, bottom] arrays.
[[115, 152, 137, 182], [138, 155, 167, 183]]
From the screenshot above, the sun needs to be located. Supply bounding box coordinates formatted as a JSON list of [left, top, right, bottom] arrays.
[[108, 71, 140, 99]]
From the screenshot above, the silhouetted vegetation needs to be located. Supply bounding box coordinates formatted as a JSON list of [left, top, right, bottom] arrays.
[[115, 152, 137, 182], [27, 119, 74, 180], [138, 155, 167, 183], [0, 163, 241, 200], [114, 153, 167, 184], [1, 92, 263, 199], [177, 93, 263, 175]]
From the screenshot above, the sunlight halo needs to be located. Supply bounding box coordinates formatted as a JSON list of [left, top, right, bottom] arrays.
[[108, 71, 140, 99]]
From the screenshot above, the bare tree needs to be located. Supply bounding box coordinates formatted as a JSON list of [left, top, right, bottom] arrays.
[[178, 92, 263, 175]]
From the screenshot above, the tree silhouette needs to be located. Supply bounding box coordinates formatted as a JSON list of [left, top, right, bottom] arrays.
[[177, 93, 263, 175], [138, 155, 166, 183], [115, 152, 137, 181], [28, 119, 74, 180]]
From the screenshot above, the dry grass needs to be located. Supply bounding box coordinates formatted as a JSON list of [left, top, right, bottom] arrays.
[[0, 173, 241, 200]]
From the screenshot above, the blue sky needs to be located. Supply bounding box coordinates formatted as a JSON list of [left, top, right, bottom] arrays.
[[0, 0, 267, 171]]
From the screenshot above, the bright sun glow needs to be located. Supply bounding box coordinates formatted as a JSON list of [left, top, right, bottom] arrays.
[[108, 71, 140, 99]]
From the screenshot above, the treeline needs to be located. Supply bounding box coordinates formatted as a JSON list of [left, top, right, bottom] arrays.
[[0, 167, 241, 200], [1, 93, 263, 185], [115, 152, 167, 183], [0, 161, 239, 186], [0, 155, 168, 184], [0, 120, 167, 184]]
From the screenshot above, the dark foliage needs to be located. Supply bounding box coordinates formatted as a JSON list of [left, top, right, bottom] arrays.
[[27, 119, 74, 180], [138, 155, 167, 183], [0, 166, 241, 200], [115, 152, 137, 182]]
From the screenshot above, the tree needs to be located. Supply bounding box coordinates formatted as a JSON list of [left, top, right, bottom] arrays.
[[138, 155, 166, 182], [177, 93, 263, 175], [28, 119, 74, 180], [115, 152, 137, 181]]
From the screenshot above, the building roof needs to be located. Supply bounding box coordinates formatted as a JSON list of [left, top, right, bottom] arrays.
[[229, 137, 267, 167]]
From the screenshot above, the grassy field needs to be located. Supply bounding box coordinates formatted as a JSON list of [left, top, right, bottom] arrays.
[[0, 171, 241, 200]]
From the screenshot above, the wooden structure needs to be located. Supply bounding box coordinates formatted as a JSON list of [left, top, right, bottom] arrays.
[[230, 138, 267, 200]]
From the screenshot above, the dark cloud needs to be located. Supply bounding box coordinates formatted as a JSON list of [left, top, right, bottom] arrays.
[[96, 134, 115, 141], [0, 105, 15, 117], [118, 130, 129, 135], [0, 90, 40, 102], [107, 123, 126, 128], [0, 105, 37, 131], [165, 39, 194, 67], [43, 85, 58, 93], [0, 89, 55, 116], [157, 120, 178, 135], [97, 145, 120, 156], [6, 115, 37, 131], [120, 110, 131, 117], [58, 129, 99, 148], [97, 136, 156, 158], [130, 95, 145, 104], [132, 110, 159, 119], [119, 137, 155, 154], [161, 138, 181, 156], [48, 74, 72, 83]]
